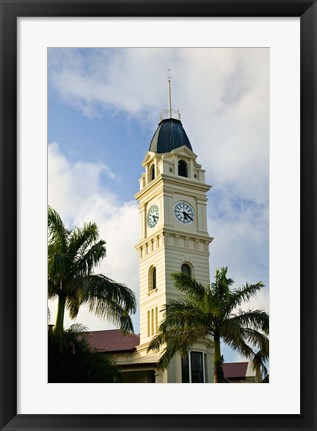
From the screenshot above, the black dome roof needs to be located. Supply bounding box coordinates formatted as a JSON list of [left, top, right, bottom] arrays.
[[149, 118, 193, 153]]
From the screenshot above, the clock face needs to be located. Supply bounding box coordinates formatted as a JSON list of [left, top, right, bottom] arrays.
[[147, 205, 159, 228], [174, 201, 195, 224]]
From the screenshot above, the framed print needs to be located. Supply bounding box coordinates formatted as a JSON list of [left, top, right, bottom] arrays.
[[0, 1, 316, 430]]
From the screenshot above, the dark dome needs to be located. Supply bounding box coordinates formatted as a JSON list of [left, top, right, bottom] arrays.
[[149, 118, 193, 153]]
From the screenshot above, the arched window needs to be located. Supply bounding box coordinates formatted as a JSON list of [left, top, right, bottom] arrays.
[[150, 164, 155, 181], [181, 263, 191, 277], [178, 160, 188, 177], [148, 266, 157, 291], [152, 267, 156, 289]]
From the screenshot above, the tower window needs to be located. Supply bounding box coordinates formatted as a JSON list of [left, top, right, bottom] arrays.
[[178, 160, 188, 177], [148, 266, 157, 291], [181, 263, 191, 277], [147, 311, 150, 337], [181, 351, 206, 383], [181, 354, 190, 383], [190, 352, 205, 383], [155, 307, 159, 333], [147, 307, 159, 337], [151, 309, 154, 335], [150, 164, 156, 181], [153, 267, 156, 289]]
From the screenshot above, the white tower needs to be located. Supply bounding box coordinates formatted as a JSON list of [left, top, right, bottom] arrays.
[[135, 79, 214, 382]]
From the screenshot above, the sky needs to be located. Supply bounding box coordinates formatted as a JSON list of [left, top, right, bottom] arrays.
[[48, 47, 269, 363]]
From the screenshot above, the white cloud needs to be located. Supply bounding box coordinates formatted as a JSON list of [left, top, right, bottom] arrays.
[[48, 143, 140, 331], [49, 48, 180, 120], [49, 48, 269, 205], [48, 47, 269, 345]]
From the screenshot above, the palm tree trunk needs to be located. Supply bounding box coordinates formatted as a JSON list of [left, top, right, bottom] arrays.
[[55, 294, 66, 334], [213, 335, 223, 383]]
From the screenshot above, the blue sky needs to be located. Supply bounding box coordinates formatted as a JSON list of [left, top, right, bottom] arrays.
[[48, 47, 269, 363]]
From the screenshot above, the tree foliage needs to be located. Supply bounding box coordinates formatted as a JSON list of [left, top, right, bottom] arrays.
[[48, 207, 136, 333], [48, 324, 121, 383], [148, 267, 269, 382]]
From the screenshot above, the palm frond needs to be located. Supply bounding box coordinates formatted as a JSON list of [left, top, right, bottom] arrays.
[[87, 274, 136, 312], [147, 297, 210, 368], [74, 240, 107, 277], [68, 323, 88, 334], [228, 281, 264, 313], [240, 328, 269, 351], [147, 331, 167, 352], [66, 294, 81, 319], [90, 295, 134, 332], [148, 326, 207, 369], [209, 267, 235, 314], [161, 299, 212, 334], [48, 280, 58, 299], [251, 348, 269, 380], [222, 328, 255, 359], [81, 274, 136, 332], [48, 206, 68, 253], [48, 251, 72, 285], [221, 318, 269, 379], [228, 309, 269, 334], [68, 222, 100, 260], [212, 267, 234, 295], [170, 273, 206, 300]]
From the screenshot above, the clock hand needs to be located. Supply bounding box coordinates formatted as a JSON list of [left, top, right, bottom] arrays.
[[183, 211, 193, 221]]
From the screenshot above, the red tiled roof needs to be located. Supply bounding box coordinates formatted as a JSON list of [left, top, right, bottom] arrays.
[[223, 362, 248, 379], [86, 329, 140, 353]]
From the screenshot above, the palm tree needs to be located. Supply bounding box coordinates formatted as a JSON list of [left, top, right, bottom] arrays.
[[48, 206, 136, 334], [148, 267, 269, 383]]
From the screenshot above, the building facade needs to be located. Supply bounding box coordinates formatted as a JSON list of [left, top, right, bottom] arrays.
[[132, 106, 214, 382], [89, 85, 215, 383]]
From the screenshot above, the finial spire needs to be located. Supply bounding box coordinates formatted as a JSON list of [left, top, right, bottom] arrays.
[[167, 69, 172, 118], [159, 70, 180, 121]]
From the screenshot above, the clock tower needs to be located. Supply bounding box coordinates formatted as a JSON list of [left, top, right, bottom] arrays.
[[135, 80, 214, 383]]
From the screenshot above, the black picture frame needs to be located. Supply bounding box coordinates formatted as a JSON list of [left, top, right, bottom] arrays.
[[1, 1, 316, 430]]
